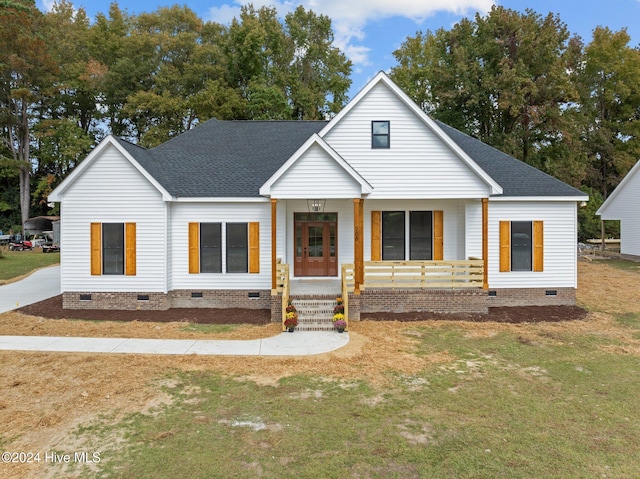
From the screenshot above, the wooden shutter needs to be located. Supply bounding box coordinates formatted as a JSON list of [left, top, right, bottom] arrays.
[[499, 221, 511, 272], [90, 222, 102, 276], [188, 222, 200, 274], [125, 223, 136, 276], [249, 222, 260, 273], [433, 210, 444, 260], [533, 221, 544, 272], [371, 211, 381, 261]]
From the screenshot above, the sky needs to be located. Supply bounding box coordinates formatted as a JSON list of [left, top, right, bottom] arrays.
[[38, 0, 640, 99]]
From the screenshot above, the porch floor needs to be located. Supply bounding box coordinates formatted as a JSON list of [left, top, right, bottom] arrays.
[[289, 279, 341, 296]]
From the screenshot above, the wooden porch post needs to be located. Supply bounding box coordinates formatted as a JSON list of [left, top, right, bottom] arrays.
[[271, 198, 277, 292], [354, 198, 364, 294], [482, 198, 488, 290]]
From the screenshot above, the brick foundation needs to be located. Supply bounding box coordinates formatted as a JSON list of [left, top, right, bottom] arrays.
[[63, 289, 271, 311], [63, 292, 169, 310], [63, 287, 577, 316], [356, 288, 489, 316], [486, 288, 576, 307], [169, 289, 271, 309]]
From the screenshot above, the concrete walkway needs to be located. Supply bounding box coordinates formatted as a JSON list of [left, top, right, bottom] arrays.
[[0, 331, 349, 356], [0, 265, 61, 313], [0, 264, 350, 356]]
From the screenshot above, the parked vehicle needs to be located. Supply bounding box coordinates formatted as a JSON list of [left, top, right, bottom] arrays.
[[0, 231, 10, 245], [29, 233, 51, 248], [41, 243, 60, 253], [9, 240, 33, 251]]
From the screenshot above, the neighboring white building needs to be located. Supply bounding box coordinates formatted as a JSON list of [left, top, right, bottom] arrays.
[[597, 159, 640, 258], [49, 72, 588, 320]]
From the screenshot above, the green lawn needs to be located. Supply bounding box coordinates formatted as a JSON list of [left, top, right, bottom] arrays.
[[74, 323, 640, 479], [0, 248, 60, 281]]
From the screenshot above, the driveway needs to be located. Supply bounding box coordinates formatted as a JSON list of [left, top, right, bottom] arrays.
[[0, 265, 61, 313]]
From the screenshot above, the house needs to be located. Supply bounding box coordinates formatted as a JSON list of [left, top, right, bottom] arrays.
[[48, 72, 587, 326], [597, 159, 640, 258]]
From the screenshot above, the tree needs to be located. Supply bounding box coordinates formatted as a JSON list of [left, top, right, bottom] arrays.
[[0, 0, 58, 228], [285, 6, 352, 119], [575, 27, 640, 199], [390, 7, 579, 180]]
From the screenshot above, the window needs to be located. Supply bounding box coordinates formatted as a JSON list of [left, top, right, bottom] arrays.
[[499, 221, 543, 272], [382, 211, 405, 260], [200, 223, 222, 273], [90, 222, 136, 276], [373, 211, 443, 261], [103, 223, 124, 274], [511, 221, 532, 271], [410, 211, 433, 260], [372, 121, 390, 149], [189, 222, 260, 274], [227, 223, 248, 273]]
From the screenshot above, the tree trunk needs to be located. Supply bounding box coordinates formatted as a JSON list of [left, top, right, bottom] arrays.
[[19, 163, 30, 231]]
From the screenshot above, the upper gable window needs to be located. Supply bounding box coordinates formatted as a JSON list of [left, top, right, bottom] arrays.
[[372, 121, 390, 149]]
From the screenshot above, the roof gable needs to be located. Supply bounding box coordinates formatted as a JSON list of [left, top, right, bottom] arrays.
[[49, 136, 171, 202], [319, 72, 503, 196], [259, 134, 372, 197], [597, 159, 640, 216]]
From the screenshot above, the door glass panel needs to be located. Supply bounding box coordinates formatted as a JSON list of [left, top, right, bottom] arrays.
[[296, 224, 302, 257], [330, 224, 336, 257], [295, 213, 337, 222], [308, 226, 323, 257]]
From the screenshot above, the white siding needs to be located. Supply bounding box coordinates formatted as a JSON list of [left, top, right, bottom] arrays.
[[488, 201, 578, 288], [59, 144, 167, 292], [270, 144, 362, 198], [170, 202, 272, 289], [599, 165, 640, 256], [465, 200, 483, 259], [323, 82, 490, 199]]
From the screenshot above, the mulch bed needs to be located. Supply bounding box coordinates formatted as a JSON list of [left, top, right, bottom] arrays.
[[362, 305, 588, 323], [18, 295, 271, 324], [19, 295, 588, 324]]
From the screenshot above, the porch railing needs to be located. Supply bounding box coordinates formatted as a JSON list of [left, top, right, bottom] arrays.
[[341, 264, 356, 330], [362, 260, 484, 290], [274, 262, 290, 330]]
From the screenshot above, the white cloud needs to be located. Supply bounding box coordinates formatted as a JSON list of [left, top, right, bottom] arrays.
[[206, 0, 494, 65], [208, 4, 243, 24], [39, 0, 56, 12]]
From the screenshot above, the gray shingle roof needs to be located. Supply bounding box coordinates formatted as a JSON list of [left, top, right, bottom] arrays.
[[136, 119, 326, 198], [436, 121, 585, 197], [116, 116, 584, 199]]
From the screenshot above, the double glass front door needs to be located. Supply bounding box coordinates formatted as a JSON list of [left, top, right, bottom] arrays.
[[294, 213, 337, 277]]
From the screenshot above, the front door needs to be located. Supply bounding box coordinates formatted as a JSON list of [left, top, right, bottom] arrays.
[[294, 213, 337, 277]]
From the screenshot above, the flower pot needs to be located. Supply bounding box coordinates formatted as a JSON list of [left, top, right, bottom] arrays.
[[287, 327, 295, 333], [337, 328, 344, 333]]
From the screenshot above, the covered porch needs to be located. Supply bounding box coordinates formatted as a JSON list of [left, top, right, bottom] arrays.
[[269, 197, 489, 330]]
